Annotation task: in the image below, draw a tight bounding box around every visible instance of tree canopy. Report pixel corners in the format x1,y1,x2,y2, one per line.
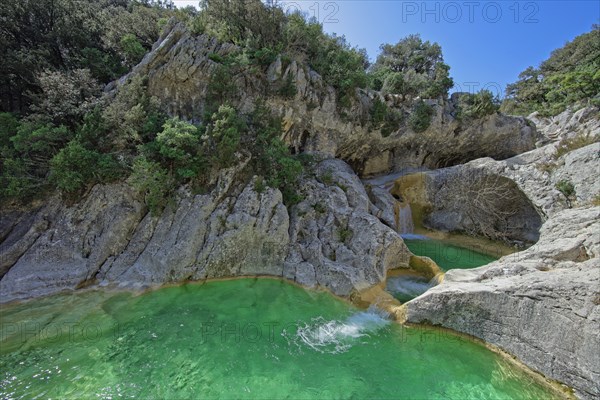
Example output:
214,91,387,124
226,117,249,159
1,0,462,209
369,34,454,99
501,26,600,116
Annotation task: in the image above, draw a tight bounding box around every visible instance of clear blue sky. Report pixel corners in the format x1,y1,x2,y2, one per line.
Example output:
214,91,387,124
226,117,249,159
175,1,599,97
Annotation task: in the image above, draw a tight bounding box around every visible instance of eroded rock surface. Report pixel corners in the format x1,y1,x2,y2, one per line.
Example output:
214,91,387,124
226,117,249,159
393,141,599,243
116,21,538,176
0,159,411,302
405,207,600,399
283,159,410,295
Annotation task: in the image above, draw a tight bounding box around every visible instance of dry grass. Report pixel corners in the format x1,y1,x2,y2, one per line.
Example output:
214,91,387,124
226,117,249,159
555,135,598,159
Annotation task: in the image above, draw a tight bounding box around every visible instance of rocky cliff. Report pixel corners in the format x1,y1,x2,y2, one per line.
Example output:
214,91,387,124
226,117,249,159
403,112,600,398
393,107,599,243
405,206,600,399
116,21,538,177
0,159,412,303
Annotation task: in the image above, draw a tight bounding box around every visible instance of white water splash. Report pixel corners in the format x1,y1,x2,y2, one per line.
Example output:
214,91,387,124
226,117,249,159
285,307,391,354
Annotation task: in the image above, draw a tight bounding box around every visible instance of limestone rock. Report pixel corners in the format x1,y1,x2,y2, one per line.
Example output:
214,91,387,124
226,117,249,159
405,206,600,399
0,159,412,302
393,141,599,243
116,22,539,177
529,106,600,142
285,159,412,296
0,184,145,300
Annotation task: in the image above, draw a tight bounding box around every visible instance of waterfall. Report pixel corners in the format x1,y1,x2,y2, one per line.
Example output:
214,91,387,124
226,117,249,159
395,202,415,234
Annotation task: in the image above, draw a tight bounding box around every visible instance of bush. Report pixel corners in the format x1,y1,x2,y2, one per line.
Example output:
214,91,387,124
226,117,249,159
156,117,205,179
278,73,297,98
11,122,72,160
120,34,147,67
205,66,238,116
207,105,245,168
102,75,166,151
0,112,19,148
250,103,304,205
370,98,388,127
129,157,174,215
408,101,434,133
457,90,500,120
381,110,403,138
282,13,368,99
49,140,122,194
0,157,43,201
338,227,353,243
555,179,576,207
250,47,279,67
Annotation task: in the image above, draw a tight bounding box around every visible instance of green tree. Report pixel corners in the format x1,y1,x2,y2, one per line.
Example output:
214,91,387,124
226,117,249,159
205,65,238,116
120,34,147,67
371,34,453,99
207,105,245,168
502,27,600,116
129,156,174,215
250,103,303,204
31,69,102,126
0,112,19,148
408,101,434,133
49,140,121,194
156,117,205,179
457,90,500,121
102,76,165,151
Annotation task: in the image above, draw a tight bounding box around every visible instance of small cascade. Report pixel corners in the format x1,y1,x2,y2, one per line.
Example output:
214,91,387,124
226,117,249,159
394,202,415,234
386,275,434,303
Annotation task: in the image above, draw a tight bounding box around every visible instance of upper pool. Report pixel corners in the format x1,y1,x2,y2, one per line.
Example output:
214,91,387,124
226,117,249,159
0,279,557,399
403,238,499,270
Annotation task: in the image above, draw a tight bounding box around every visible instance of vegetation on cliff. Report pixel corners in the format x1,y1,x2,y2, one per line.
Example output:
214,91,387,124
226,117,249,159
0,0,461,208
501,26,600,116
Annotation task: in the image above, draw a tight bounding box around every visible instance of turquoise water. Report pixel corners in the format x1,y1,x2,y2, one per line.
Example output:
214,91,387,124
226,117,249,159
0,279,557,399
386,239,498,303
403,239,498,270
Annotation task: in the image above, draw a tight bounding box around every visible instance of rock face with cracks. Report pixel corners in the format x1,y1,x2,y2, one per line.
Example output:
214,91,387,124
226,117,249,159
114,20,538,177
0,159,411,303
405,207,600,399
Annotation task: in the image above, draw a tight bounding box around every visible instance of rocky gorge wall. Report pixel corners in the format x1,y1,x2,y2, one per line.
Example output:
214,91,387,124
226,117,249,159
403,111,600,398
0,159,413,303
392,106,599,243
116,20,538,177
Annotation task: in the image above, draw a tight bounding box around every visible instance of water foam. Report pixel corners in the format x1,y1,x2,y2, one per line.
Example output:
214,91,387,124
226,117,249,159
286,307,391,354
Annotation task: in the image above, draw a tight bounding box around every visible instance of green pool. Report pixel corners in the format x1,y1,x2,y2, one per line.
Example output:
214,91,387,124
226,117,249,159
1,279,557,399
403,238,498,270
386,238,499,303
